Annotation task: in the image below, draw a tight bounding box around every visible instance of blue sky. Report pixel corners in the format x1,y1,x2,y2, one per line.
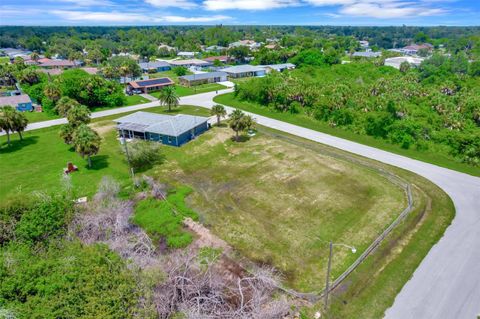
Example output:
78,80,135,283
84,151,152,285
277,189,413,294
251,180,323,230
1,0,479,26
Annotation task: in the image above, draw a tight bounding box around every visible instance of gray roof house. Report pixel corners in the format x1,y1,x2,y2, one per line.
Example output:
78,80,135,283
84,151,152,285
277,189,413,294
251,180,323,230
179,71,227,86
262,63,296,72
221,65,266,78
139,61,171,72
115,111,210,147
0,94,33,112
352,51,382,58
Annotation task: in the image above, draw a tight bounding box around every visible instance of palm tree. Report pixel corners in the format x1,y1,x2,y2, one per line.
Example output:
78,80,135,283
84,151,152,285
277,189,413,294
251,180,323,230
30,51,40,63
119,65,129,84
12,111,28,141
158,86,179,112
43,82,61,103
55,97,80,117
0,106,17,146
72,124,101,168
67,104,91,128
229,109,246,142
210,104,227,125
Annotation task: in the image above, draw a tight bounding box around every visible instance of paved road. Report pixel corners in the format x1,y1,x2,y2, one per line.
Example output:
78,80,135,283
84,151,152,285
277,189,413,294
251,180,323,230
4,89,480,318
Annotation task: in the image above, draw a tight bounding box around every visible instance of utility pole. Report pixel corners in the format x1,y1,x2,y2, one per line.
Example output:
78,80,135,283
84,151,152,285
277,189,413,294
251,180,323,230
324,241,333,312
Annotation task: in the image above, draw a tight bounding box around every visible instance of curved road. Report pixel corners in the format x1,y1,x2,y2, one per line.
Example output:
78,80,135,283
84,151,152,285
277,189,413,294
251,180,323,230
7,89,480,318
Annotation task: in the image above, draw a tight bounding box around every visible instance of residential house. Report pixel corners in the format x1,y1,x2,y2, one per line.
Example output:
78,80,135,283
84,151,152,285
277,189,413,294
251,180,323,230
158,44,176,52
38,58,76,69
359,40,370,49
221,65,266,78
179,71,227,86
229,40,262,50
203,55,230,64
205,45,227,53
384,56,424,69
0,94,33,112
169,59,212,68
139,61,171,73
115,111,209,147
80,67,99,75
127,77,174,94
177,51,198,59
262,63,295,73
352,51,382,58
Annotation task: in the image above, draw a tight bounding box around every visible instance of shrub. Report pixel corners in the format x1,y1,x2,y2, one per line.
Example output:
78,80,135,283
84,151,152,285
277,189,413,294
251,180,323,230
123,140,165,172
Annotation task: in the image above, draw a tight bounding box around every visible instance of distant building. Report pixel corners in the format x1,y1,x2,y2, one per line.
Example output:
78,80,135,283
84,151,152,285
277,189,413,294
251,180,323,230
205,45,227,52
115,111,210,147
177,52,198,59
352,51,382,58
203,55,230,64
139,61,171,73
221,65,266,78
127,77,174,94
229,40,262,50
81,67,99,75
169,59,212,68
392,43,434,56
0,94,33,112
384,56,424,69
359,40,370,49
38,58,76,69
179,71,227,87
262,63,296,73
158,44,176,52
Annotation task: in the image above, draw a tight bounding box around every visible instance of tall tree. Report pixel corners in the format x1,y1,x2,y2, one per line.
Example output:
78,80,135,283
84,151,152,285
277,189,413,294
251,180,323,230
43,82,61,104
55,97,80,117
158,86,179,112
0,106,16,146
228,109,255,141
72,124,101,168
211,104,227,125
12,110,28,140
67,104,91,128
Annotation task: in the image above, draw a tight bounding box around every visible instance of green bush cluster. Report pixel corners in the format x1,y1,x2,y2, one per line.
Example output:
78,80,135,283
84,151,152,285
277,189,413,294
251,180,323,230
234,61,480,165
132,186,197,249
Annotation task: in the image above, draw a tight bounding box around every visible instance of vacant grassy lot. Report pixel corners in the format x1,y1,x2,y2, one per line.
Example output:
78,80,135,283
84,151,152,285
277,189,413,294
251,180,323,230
0,105,210,200
153,126,406,292
214,93,480,177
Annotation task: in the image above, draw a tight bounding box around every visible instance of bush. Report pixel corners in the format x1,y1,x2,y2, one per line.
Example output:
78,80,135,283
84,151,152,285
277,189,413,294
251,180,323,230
123,140,165,172
14,194,74,245
173,66,188,76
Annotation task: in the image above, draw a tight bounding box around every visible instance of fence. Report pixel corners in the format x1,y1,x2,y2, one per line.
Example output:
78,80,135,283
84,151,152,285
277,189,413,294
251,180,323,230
258,128,415,302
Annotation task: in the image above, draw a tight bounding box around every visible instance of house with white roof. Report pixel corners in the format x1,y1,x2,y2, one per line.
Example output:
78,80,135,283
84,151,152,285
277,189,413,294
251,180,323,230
384,56,425,69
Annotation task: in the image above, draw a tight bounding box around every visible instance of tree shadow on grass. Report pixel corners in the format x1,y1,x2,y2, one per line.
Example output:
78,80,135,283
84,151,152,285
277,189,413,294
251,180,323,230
230,135,251,143
84,155,110,170
0,136,39,154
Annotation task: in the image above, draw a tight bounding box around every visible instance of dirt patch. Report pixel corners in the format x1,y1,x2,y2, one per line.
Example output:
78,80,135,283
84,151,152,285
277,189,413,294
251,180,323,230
90,122,115,137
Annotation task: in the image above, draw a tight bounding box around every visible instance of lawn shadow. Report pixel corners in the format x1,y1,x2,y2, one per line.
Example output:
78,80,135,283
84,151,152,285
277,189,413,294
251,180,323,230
0,136,39,153
134,154,166,173
85,155,110,170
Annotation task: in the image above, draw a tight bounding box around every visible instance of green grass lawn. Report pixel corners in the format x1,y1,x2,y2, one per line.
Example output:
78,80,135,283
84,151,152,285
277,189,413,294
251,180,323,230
0,105,210,200
23,95,151,124
154,126,407,292
214,93,480,177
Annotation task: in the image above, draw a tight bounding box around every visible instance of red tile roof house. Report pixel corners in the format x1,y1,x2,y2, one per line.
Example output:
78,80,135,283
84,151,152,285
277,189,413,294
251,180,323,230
38,59,77,69
127,77,174,94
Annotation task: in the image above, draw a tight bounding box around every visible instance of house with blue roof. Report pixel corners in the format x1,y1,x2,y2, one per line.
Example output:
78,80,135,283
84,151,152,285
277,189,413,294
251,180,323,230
115,111,210,147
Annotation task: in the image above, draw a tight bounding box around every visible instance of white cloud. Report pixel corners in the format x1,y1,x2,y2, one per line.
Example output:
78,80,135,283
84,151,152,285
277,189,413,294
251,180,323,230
144,0,198,9
51,10,230,23
204,0,300,11
304,0,448,18
339,1,447,18
49,0,116,7
163,15,231,22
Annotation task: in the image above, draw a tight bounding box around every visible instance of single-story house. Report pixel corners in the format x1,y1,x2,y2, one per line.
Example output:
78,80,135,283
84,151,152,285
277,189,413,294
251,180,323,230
39,68,64,76
0,94,33,112
384,56,424,69
139,61,171,73
203,55,230,64
177,52,198,59
127,77,174,93
38,59,76,69
169,59,212,68
205,45,227,52
115,111,209,147
359,40,369,49
179,71,227,86
221,65,266,78
262,63,296,73
81,67,99,75
352,51,382,58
